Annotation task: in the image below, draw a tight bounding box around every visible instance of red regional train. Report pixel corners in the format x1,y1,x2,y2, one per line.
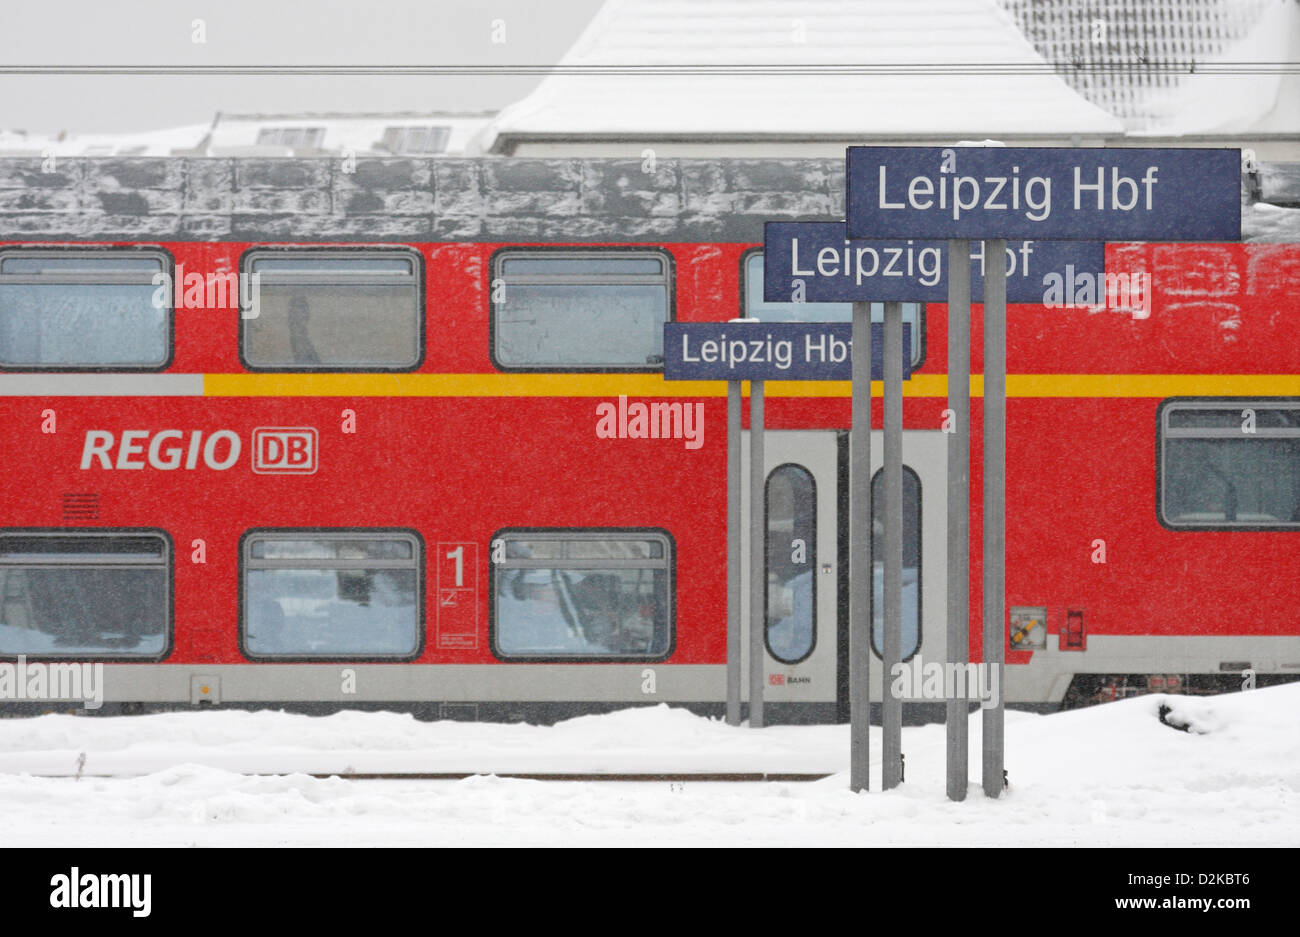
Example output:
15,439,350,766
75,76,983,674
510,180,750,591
0,162,1297,722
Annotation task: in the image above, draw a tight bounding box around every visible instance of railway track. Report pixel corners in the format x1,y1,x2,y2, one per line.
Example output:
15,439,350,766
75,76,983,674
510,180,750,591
313,771,833,782
30,770,834,782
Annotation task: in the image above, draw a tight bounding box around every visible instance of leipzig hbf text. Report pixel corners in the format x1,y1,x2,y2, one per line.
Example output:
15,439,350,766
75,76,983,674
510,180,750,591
677,331,848,373
876,164,1161,222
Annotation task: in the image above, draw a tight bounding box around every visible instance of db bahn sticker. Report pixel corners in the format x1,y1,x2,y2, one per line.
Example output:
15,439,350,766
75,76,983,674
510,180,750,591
252,427,318,475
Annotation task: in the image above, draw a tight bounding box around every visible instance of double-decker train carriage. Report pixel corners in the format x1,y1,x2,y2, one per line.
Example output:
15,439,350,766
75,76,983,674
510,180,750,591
0,156,1296,721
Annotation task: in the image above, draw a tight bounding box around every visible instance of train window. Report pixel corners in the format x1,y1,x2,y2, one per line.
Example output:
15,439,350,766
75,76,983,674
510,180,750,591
870,466,922,661
741,250,925,367
239,249,423,371
491,530,673,660
0,249,172,369
490,250,673,370
0,531,171,659
241,530,423,660
1159,400,1300,529
766,464,816,664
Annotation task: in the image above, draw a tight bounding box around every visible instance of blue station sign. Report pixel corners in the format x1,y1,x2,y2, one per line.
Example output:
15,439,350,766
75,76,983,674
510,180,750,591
663,321,911,382
846,146,1240,241
763,222,1104,303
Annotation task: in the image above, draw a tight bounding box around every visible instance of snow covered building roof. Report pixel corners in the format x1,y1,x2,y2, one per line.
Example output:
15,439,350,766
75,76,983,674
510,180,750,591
204,112,494,157
1001,0,1300,139
0,112,495,159
477,0,1126,155
0,124,212,158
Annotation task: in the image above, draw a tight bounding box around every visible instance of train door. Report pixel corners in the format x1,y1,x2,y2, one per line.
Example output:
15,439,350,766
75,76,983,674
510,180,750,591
739,429,948,721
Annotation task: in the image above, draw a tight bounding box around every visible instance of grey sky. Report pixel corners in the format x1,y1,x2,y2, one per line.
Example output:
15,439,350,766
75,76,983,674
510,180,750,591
0,0,603,134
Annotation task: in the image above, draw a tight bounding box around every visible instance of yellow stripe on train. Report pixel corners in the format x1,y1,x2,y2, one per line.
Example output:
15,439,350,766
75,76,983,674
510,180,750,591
202,373,1300,399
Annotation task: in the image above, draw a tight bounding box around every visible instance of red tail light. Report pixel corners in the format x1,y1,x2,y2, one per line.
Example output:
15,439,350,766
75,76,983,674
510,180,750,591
1061,609,1086,651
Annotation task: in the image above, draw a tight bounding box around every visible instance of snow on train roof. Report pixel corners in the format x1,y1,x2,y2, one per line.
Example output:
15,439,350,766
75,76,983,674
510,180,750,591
478,0,1125,151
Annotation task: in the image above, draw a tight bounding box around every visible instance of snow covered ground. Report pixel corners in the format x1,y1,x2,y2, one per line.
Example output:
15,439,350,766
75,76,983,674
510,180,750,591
0,684,1295,847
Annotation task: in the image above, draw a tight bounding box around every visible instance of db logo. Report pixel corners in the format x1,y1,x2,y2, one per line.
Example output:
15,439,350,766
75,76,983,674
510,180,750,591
252,427,318,475
769,674,785,686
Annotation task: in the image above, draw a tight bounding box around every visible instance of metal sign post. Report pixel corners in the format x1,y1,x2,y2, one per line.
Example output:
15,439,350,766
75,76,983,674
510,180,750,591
982,240,1007,798
849,302,872,792
762,219,1097,793
846,145,1240,799
748,380,765,729
881,300,904,789
946,239,971,802
664,321,904,745
727,380,742,727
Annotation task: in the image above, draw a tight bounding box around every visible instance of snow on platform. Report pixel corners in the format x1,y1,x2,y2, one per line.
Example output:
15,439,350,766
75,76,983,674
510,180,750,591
0,705,846,778
0,684,1295,846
